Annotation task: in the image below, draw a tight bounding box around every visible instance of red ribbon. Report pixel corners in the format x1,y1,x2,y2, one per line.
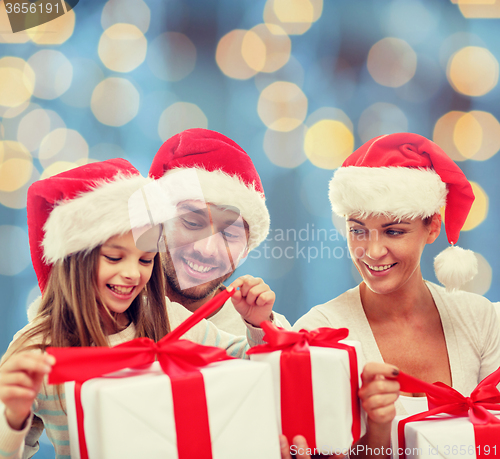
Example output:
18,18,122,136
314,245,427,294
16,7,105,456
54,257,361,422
247,322,361,448
46,288,236,459
396,368,500,458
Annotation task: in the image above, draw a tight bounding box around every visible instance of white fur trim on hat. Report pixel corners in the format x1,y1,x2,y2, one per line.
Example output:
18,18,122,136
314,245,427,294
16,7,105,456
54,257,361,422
43,175,173,263
156,168,270,250
434,245,478,292
329,166,447,219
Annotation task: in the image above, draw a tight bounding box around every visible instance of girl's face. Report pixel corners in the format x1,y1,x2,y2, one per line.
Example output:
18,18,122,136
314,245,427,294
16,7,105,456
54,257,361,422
346,214,440,296
97,231,156,320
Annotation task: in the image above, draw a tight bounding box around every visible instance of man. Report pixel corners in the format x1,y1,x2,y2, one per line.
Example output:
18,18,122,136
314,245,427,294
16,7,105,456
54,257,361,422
149,128,291,334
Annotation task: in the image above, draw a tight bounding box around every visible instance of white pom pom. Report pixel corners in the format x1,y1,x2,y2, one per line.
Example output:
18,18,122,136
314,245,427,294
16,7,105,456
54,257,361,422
27,295,42,322
434,245,478,292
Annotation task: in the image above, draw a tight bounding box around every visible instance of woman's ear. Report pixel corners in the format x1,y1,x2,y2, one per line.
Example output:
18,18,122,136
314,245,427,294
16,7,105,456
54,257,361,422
426,213,442,244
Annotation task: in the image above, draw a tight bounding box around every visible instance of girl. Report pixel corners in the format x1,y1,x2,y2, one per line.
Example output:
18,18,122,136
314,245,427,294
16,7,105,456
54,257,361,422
287,133,500,458
0,159,276,458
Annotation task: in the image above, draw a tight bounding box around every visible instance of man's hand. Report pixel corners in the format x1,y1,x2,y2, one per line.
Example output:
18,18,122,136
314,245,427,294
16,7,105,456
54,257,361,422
229,275,275,327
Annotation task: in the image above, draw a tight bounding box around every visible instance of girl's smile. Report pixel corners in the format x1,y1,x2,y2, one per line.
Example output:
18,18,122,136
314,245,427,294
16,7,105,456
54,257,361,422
98,231,156,319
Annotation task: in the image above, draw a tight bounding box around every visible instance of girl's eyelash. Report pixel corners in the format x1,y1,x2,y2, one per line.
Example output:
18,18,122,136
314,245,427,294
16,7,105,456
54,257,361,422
140,259,153,264
104,255,120,262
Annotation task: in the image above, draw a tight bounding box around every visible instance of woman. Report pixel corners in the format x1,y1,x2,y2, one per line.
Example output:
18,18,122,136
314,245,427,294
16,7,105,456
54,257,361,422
289,133,500,458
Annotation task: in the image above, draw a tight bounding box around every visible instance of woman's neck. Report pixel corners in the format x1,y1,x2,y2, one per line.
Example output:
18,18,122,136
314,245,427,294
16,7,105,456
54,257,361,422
360,276,434,323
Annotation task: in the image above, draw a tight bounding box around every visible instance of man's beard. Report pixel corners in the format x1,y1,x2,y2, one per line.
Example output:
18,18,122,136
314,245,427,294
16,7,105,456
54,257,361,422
162,249,234,302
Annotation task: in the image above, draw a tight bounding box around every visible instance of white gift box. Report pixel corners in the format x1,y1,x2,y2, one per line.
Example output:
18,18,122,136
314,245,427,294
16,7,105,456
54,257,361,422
250,340,364,452
65,359,281,459
391,412,500,459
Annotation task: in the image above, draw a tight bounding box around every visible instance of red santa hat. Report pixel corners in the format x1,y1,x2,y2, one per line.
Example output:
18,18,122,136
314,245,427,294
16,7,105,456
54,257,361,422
27,158,168,294
149,128,270,250
328,132,477,291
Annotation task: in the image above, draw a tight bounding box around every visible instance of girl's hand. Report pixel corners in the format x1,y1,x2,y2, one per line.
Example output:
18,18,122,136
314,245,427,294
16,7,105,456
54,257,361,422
229,275,275,327
0,352,55,430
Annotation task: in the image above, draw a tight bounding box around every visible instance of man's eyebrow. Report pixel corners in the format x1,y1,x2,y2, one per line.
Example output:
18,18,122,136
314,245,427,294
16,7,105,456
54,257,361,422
177,203,209,215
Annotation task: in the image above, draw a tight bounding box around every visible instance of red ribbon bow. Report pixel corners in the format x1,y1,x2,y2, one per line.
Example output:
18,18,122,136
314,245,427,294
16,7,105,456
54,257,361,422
248,322,360,449
397,368,500,458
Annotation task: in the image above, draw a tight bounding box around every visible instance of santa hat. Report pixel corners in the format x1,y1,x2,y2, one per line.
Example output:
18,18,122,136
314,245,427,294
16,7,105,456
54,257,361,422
27,158,170,294
328,133,477,291
149,128,270,250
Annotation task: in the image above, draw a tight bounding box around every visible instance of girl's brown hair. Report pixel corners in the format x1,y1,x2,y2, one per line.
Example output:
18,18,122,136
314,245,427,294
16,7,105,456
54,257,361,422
8,245,170,356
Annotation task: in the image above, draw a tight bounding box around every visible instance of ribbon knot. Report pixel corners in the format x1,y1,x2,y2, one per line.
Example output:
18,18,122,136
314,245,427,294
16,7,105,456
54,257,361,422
465,397,475,409
396,367,500,459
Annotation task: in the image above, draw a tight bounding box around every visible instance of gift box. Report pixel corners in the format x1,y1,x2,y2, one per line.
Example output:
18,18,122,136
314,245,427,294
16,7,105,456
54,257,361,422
390,370,500,459
391,412,500,459
64,359,280,459
248,322,364,452
46,289,281,459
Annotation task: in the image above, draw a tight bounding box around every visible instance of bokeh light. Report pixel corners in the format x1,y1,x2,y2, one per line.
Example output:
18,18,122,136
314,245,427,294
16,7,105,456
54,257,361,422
0,166,40,210
27,50,73,100
462,253,492,295
306,107,353,132
91,77,140,126
0,101,30,120
466,111,500,161
147,32,196,82
263,0,323,35
304,119,354,169
158,102,208,141
358,103,408,143
0,226,30,276
457,0,500,19
447,46,498,97
245,24,291,73
263,125,307,168
38,128,89,169
17,109,66,154
101,0,151,33
367,37,417,87
99,24,147,73
27,7,75,45
434,111,500,162
216,30,259,80
454,113,482,159
0,57,35,108
0,141,33,192
60,58,104,108
461,181,488,232
257,81,308,132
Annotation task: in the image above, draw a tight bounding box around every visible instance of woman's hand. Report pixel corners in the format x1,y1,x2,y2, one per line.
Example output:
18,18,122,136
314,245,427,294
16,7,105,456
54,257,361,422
0,352,55,430
229,275,275,327
354,362,400,457
359,362,400,426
